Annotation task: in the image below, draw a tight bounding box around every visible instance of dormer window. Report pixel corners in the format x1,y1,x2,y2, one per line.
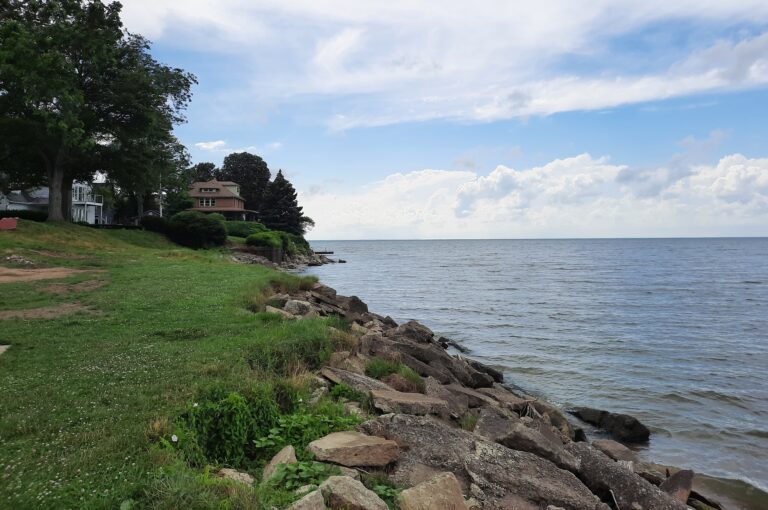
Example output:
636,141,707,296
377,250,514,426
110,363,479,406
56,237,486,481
200,188,218,193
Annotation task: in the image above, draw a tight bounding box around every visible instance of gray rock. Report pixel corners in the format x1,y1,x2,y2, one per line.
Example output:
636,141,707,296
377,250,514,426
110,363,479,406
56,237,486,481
399,472,469,510
307,431,399,467
591,439,637,462
319,475,388,510
566,442,687,510
570,407,650,443
284,299,313,316
286,489,325,510
361,414,607,510
660,469,694,504
217,468,254,485
370,389,449,416
499,422,580,472
262,445,298,482
320,367,392,392
476,384,533,412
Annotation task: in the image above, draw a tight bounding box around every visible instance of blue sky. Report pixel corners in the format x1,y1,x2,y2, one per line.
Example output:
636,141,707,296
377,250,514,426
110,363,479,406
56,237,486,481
120,1,768,238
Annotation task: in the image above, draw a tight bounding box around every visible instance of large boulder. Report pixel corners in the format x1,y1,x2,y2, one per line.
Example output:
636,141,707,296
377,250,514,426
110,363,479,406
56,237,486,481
499,422,580,472
217,468,254,485
399,472,469,510
284,299,313,316
570,407,650,442
386,320,436,343
444,384,499,408
370,389,449,416
262,445,297,482
361,414,608,510
660,469,694,504
477,384,533,412
566,442,687,510
307,431,399,467
319,476,388,510
286,489,325,510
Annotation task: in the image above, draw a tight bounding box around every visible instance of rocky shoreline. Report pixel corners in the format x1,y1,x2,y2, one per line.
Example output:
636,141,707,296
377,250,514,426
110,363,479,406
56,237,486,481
247,273,768,510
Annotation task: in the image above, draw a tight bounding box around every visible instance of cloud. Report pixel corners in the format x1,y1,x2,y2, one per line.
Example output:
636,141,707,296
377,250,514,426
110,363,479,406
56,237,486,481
120,1,768,128
301,153,768,239
194,140,227,151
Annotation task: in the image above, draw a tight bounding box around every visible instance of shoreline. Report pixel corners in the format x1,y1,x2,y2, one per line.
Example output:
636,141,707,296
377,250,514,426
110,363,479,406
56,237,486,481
277,249,767,509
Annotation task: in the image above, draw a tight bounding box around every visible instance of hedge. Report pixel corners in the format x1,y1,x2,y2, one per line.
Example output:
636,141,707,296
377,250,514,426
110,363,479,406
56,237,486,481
166,211,227,249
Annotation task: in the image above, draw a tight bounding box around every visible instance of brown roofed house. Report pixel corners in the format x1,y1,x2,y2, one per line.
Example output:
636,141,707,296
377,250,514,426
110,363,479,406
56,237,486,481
188,180,257,220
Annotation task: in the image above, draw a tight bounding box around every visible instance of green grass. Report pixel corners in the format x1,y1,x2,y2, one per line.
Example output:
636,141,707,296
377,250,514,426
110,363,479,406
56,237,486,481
364,357,425,393
0,221,343,509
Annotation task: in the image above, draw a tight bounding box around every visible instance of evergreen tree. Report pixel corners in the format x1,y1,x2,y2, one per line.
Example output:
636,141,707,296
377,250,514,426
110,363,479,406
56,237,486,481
260,170,312,235
218,152,270,213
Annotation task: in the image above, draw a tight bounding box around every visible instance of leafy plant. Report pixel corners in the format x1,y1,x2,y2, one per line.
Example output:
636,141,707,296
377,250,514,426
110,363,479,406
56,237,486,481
363,474,401,509
330,383,367,403
166,211,227,249
268,461,339,491
459,412,479,431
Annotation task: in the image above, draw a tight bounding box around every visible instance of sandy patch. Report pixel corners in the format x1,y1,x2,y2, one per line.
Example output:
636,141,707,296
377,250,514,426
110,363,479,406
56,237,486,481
0,302,98,320
44,279,108,295
0,345,9,356
0,266,95,284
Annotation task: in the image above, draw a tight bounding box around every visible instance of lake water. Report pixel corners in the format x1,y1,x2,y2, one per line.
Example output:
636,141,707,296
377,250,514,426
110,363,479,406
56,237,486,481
305,238,768,492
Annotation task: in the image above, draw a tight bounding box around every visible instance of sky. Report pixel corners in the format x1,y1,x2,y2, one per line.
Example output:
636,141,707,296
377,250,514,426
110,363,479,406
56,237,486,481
119,1,768,239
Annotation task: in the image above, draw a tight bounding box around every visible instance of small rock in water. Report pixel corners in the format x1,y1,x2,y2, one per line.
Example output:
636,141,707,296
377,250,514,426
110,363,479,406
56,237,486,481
570,406,651,442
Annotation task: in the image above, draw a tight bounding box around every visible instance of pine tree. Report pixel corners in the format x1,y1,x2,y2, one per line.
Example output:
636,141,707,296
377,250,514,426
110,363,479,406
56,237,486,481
260,170,311,235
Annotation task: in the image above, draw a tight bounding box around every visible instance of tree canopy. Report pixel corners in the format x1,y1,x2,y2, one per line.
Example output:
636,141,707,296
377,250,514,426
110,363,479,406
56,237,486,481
0,0,195,221
260,169,313,235
218,152,271,214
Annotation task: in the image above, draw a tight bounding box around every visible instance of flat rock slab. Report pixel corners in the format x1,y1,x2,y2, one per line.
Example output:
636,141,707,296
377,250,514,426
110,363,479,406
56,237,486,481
400,472,469,510
320,475,388,510
660,469,694,504
265,305,295,319
262,445,297,481
477,384,533,411
321,367,392,392
307,431,399,467
592,439,637,462
444,384,498,408
370,389,449,415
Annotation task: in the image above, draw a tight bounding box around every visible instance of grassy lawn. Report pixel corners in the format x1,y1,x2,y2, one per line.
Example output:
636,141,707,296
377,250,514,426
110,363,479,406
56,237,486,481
0,222,348,509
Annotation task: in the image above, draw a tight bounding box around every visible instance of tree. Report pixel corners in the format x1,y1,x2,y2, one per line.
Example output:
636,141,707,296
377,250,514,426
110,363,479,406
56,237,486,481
0,0,195,221
187,162,217,183
218,152,270,214
260,170,313,235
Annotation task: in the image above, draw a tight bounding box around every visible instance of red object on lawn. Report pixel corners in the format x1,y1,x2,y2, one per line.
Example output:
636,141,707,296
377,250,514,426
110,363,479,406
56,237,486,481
0,218,18,230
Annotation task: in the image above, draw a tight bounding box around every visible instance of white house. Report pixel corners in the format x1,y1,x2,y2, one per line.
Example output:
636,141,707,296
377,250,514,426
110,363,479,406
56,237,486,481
0,181,105,224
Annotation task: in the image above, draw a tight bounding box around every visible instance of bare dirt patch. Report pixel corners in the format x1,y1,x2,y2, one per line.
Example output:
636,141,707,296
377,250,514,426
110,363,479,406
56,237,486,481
30,249,89,260
0,345,9,356
44,279,108,295
0,266,96,284
0,302,98,320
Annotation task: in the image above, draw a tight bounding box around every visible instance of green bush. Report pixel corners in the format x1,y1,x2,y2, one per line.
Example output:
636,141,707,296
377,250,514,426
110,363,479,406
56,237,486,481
365,357,425,392
206,212,226,222
0,210,47,222
245,231,282,248
247,323,339,375
140,215,168,233
268,461,339,490
226,220,268,238
330,383,367,403
166,211,227,249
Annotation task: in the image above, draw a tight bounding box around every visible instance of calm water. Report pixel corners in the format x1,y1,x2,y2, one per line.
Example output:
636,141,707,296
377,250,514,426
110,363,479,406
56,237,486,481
305,239,768,491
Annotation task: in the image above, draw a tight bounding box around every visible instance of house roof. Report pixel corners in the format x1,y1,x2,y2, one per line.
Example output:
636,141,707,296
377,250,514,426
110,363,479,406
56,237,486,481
189,180,243,200
190,207,257,212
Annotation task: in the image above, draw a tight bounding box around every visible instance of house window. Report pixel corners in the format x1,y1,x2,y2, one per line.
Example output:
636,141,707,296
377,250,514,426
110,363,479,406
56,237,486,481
200,188,218,193
199,198,216,207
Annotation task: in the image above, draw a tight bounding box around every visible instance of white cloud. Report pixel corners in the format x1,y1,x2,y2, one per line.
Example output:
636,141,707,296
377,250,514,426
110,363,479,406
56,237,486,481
301,153,768,239
194,140,227,151
119,1,768,128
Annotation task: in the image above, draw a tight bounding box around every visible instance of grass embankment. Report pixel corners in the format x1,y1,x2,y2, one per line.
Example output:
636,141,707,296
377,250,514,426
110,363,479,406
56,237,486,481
0,222,358,509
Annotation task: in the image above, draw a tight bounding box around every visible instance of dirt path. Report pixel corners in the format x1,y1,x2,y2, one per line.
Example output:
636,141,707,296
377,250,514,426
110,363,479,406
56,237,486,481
44,280,108,295
0,302,98,320
0,266,97,284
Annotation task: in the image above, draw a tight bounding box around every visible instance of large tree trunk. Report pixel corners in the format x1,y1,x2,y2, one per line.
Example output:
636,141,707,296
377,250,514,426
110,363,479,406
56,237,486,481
61,177,73,221
136,192,144,219
46,154,66,223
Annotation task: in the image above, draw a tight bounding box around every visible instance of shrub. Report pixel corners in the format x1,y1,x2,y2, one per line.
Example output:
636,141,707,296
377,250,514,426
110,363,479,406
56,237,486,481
329,383,367,403
166,211,226,249
268,461,339,490
365,357,425,393
206,213,226,222
245,231,282,249
140,215,168,233
0,210,47,222
247,322,339,375
226,221,268,238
